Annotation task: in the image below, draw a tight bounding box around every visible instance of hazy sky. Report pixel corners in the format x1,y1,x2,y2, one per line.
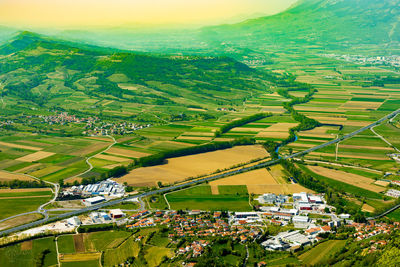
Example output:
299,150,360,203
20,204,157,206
0,0,296,28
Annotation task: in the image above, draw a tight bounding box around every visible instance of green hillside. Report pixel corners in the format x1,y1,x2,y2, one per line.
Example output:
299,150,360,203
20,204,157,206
0,32,271,118
203,0,400,50
45,0,400,55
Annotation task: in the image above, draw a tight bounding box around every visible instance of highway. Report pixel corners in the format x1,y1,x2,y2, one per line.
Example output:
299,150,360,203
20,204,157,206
1,108,399,237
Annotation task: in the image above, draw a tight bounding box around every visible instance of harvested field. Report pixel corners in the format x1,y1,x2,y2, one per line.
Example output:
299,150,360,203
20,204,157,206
20,240,33,251
94,154,130,162
181,132,215,136
61,253,101,262
210,185,219,195
73,234,85,253
342,101,382,109
0,188,51,193
16,151,55,162
362,204,375,213
30,166,65,177
106,147,150,158
14,163,42,173
246,184,313,194
0,195,51,200
176,136,212,141
308,166,384,193
210,166,311,194
256,131,289,139
268,165,288,184
339,144,393,151
70,143,111,157
117,145,268,187
85,136,113,142
261,123,298,132
0,213,42,231
210,169,278,187
230,127,266,132
0,141,42,151
0,171,34,181
375,180,390,187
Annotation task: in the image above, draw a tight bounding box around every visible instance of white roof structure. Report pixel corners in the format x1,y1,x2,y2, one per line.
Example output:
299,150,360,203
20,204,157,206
293,216,309,223
84,196,105,203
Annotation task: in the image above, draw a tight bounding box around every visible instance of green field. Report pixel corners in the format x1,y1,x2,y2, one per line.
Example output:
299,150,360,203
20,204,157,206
298,164,383,199
165,185,252,211
0,196,52,220
0,237,58,267
57,235,76,254
61,260,100,267
298,240,347,265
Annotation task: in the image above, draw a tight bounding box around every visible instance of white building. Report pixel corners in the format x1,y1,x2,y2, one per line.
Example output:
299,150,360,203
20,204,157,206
82,196,106,206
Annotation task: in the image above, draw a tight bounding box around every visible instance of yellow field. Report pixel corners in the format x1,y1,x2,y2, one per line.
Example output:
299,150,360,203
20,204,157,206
29,165,64,177
94,154,130,162
307,166,384,193
247,184,314,194
374,180,390,187
70,143,111,157
60,253,101,262
107,147,150,158
341,101,382,110
176,136,212,141
210,168,278,186
210,165,312,194
0,141,42,151
16,151,55,162
362,204,375,213
263,123,299,132
14,163,42,173
0,188,51,193
256,131,290,139
339,144,393,151
117,145,268,187
0,171,34,181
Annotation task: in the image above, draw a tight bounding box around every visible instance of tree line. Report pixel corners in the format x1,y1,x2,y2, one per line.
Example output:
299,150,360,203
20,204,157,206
133,137,256,168
0,179,48,189
214,113,272,137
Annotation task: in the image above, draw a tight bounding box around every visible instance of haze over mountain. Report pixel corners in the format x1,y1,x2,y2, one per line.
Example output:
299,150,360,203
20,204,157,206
36,0,399,55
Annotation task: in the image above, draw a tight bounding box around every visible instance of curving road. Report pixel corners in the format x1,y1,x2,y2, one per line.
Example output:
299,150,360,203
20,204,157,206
1,109,399,237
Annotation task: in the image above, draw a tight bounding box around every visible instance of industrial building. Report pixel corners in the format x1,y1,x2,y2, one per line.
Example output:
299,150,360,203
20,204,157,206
82,196,106,206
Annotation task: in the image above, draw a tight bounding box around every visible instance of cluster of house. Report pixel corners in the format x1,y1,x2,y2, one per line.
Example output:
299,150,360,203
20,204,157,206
126,210,262,242
62,179,125,200
38,112,99,125
385,189,400,198
348,221,400,241
389,154,400,162
321,54,400,67
84,122,151,136
177,240,210,258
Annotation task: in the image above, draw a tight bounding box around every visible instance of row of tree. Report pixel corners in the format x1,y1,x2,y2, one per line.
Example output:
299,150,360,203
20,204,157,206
0,179,48,189
214,113,272,137
133,137,256,167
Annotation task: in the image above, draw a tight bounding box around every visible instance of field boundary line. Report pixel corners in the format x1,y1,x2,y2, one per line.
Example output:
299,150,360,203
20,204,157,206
292,158,382,174
371,124,400,153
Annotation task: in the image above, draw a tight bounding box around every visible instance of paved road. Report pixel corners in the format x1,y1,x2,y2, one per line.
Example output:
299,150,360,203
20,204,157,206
1,108,399,236
367,203,400,220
